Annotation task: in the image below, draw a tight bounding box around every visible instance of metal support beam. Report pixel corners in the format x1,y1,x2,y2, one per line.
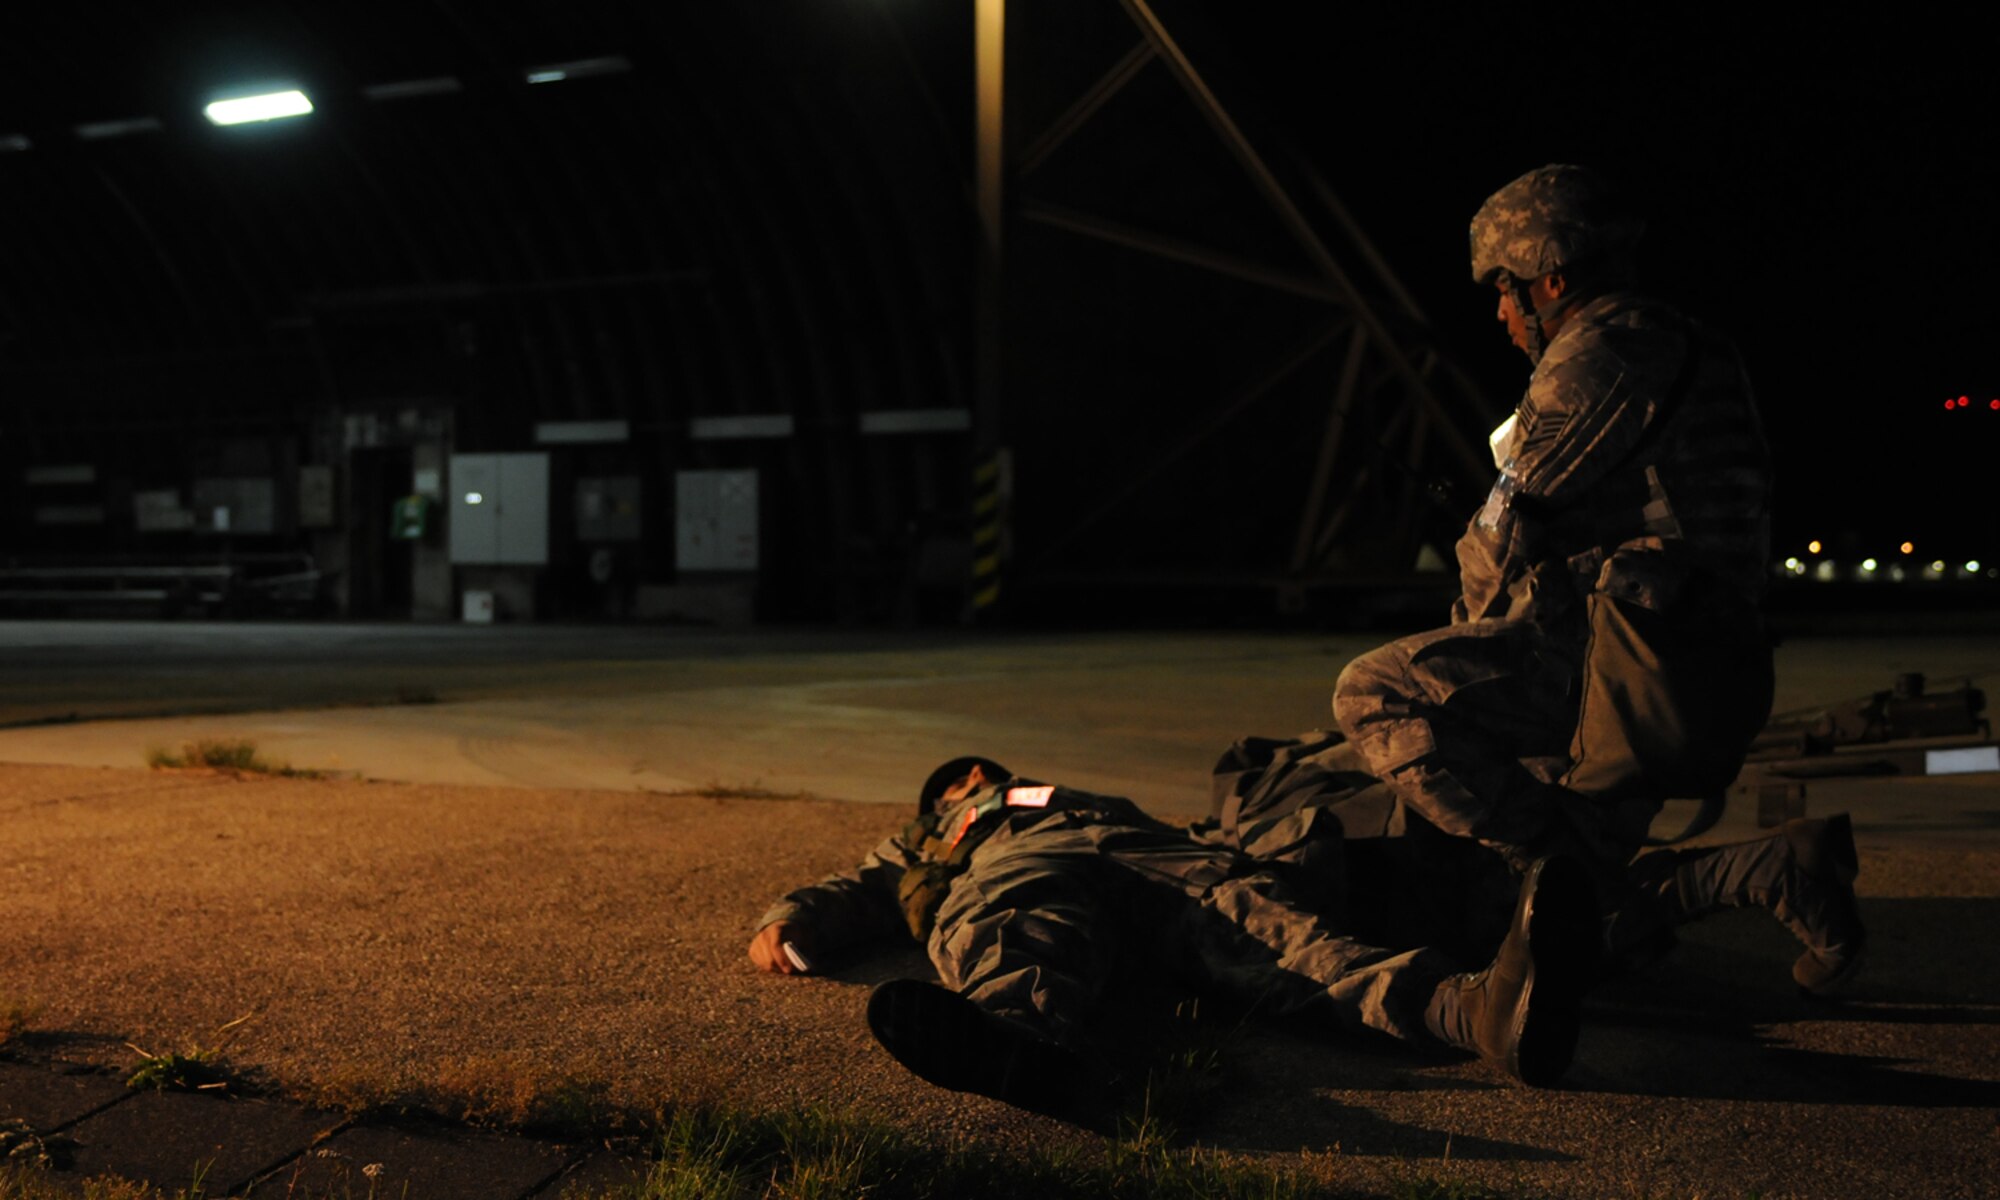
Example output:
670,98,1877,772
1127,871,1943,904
974,0,1006,457
1020,201,1337,302
1289,324,1370,573
1114,0,1490,482
1315,398,1414,561
1300,161,1430,324
1030,319,1350,567
1018,40,1155,177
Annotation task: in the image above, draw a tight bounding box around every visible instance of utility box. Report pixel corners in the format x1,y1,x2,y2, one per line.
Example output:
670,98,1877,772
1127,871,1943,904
449,453,549,565
676,469,758,571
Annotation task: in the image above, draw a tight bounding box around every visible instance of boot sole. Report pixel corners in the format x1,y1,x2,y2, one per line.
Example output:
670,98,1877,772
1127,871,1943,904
865,979,1091,1117
1513,857,1601,1087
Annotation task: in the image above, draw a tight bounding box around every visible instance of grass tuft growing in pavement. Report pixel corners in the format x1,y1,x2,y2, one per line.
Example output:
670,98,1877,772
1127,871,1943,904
123,1045,229,1094
145,738,320,779
566,1100,1335,1200
428,1055,626,1139
0,999,39,1048
0,1121,74,1172
123,1014,255,1095
0,1166,185,1199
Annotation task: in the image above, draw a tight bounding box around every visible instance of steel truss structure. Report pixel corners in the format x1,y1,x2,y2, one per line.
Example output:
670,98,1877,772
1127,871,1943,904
978,0,1501,609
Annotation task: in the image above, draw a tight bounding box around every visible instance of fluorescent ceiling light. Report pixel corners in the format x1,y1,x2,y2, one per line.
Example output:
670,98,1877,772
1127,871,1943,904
0,134,29,152
523,55,632,84
75,116,162,140
363,76,462,102
205,90,314,126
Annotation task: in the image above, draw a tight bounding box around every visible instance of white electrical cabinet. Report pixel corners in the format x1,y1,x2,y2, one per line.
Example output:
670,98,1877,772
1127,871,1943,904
676,469,758,571
449,453,549,565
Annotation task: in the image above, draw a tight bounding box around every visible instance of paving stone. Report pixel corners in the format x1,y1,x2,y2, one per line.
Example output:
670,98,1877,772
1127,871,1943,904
272,1122,574,1200
531,1149,650,1198
0,1061,130,1132
64,1090,343,1194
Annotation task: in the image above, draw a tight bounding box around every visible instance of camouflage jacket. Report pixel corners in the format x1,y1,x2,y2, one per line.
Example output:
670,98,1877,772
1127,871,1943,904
754,779,1158,949
1456,290,1772,631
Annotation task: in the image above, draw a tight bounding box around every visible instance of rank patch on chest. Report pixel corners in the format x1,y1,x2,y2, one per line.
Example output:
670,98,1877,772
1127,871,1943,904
1005,786,1055,808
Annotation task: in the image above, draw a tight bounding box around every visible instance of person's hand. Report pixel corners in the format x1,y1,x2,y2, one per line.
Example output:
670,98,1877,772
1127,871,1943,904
748,922,814,975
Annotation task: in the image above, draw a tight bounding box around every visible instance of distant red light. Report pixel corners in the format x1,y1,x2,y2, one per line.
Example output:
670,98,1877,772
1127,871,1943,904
1947,399,1957,410
1991,400,1999,411
1960,397,1972,407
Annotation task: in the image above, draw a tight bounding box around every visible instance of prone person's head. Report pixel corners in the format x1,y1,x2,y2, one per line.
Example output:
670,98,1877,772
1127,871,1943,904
916,756,1011,816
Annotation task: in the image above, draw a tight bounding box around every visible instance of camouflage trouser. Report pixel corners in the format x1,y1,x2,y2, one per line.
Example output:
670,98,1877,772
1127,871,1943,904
1332,618,1587,850
927,817,1455,1047
1616,816,1862,964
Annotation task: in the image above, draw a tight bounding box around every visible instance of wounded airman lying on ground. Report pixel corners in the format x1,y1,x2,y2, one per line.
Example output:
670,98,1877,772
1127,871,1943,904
748,737,1861,1124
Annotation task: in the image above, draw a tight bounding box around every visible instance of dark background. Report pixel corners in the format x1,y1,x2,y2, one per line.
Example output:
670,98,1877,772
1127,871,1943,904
0,2,1990,622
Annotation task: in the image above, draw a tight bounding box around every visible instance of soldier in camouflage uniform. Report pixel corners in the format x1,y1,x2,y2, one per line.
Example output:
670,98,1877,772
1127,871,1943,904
750,756,1600,1119
1208,730,1866,998
1333,164,1779,874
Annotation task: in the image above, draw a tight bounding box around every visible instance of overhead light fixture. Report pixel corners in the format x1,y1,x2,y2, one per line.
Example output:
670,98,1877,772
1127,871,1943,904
523,55,632,85
0,134,29,153
205,90,313,126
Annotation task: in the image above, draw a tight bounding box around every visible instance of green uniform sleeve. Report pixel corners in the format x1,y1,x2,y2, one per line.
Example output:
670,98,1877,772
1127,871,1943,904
1454,322,1685,626
754,833,923,952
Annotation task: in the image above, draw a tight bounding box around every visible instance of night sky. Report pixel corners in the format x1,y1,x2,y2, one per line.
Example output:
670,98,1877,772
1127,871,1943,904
1193,5,1999,560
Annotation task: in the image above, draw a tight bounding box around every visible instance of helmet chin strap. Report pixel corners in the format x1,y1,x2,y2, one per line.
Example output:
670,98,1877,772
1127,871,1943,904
1506,275,1546,364
1508,275,1584,366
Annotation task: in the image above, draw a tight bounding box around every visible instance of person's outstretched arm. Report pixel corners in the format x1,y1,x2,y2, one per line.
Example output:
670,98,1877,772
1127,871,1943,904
748,833,921,974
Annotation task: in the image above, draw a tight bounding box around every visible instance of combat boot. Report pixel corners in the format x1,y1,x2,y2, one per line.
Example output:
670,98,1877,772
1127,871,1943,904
1424,855,1600,1087
1649,814,1865,996
1777,814,1865,995
864,979,1114,1127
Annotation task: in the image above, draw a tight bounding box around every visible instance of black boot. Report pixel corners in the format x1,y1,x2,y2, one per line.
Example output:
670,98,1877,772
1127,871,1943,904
865,979,1112,1126
1779,814,1866,995
1643,814,1866,996
1425,856,1600,1086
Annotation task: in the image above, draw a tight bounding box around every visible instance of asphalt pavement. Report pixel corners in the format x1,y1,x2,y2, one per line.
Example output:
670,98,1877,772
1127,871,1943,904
0,621,1996,1197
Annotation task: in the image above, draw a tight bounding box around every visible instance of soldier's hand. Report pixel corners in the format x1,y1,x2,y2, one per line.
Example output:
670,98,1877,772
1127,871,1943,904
748,922,813,975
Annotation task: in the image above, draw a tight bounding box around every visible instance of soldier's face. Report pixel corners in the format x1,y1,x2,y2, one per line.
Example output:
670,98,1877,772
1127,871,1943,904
940,764,989,806
1495,283,1532,353
1493,273,1567,354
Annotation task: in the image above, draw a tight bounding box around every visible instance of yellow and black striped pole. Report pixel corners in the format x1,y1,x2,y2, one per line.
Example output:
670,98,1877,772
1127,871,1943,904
969,449,1007,619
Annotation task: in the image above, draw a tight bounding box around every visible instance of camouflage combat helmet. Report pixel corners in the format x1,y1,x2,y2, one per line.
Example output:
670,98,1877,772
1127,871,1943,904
1469,163,1644,286
1470,164,1643,363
